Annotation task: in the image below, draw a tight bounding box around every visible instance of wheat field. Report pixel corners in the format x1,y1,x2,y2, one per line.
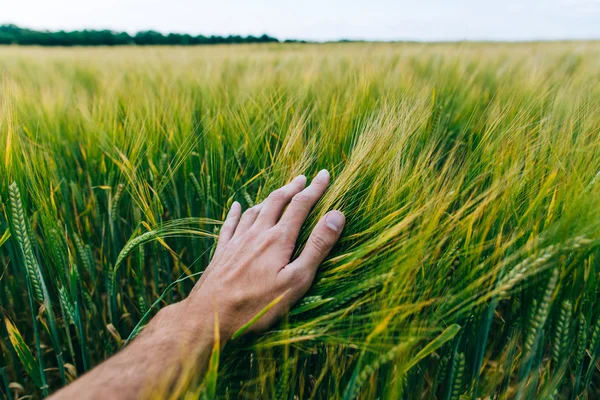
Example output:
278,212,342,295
1,42,600,399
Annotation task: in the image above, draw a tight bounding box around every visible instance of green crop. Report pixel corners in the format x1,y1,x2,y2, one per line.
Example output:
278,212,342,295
0,42,599,399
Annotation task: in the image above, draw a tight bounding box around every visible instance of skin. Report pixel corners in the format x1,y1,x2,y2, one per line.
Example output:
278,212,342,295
50,169,345,399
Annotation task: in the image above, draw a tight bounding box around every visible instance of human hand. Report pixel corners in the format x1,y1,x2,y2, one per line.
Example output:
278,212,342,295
180,169,344,341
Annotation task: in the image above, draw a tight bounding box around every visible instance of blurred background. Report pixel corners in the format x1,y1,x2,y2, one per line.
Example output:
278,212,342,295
1,0,599,43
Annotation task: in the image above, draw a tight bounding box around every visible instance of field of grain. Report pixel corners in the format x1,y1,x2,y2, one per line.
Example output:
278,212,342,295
1,42,599,399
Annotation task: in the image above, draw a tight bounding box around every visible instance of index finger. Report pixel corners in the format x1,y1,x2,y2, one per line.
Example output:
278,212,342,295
277,169,330,242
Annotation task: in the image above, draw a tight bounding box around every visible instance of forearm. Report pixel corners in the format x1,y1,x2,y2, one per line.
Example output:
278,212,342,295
49,301,220,400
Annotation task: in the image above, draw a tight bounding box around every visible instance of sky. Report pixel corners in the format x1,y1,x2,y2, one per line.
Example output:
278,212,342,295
1,0,599,42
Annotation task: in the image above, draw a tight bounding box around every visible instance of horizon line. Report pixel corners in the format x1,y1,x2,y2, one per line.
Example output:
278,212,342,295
2,23,600,45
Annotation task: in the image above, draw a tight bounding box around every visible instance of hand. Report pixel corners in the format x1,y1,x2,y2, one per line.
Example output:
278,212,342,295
182,169,345,340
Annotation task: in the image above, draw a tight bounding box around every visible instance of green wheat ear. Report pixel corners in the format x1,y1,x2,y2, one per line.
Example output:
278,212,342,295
449,352,465,400
433,353,450,396
551,300,572,366
573,313,588,369
8,182,43,302
572,312,589,395
582,316,600,390
82,288,96,315
58,286,75,325
525,268,559,354
189,173,205,203
588,317,600,358
110,183,125,222
73,233,94,278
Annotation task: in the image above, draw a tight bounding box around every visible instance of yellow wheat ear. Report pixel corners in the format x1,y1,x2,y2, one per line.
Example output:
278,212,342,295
3,312,43,389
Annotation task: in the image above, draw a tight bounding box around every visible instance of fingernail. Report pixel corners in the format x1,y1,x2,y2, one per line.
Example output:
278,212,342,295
295,175,307,183
316,169,329,180
325,211,345,232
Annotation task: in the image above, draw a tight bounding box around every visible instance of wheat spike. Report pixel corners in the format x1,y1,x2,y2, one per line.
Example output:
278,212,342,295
8,182,44,302
551,300,572,365
58,286,75,325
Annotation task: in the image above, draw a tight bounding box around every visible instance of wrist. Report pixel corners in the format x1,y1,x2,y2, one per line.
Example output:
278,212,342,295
143,299,232,350
179,297,236,344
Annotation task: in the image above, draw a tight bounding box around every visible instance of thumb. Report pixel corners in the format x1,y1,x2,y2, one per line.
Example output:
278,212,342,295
281,210,345,293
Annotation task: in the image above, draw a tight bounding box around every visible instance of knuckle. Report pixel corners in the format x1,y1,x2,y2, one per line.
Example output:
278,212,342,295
289,268,311,287
245,206,259,217
265,228,284,244
309,234,330,255
281,224,297,239
269,189,287,202
291,192,311,205
270,226,286,238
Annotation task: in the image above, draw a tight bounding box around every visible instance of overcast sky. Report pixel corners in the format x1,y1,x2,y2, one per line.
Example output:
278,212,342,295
2,0,599,42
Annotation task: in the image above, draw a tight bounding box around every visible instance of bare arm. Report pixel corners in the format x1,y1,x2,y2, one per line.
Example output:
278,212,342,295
50,170,345,399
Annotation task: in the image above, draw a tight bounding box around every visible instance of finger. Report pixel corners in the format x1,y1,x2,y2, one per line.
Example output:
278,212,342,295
214,201,242,257
279,210,345,296
278,169,330,242
232,203,263,238
255,175,307,227
199,201,242,289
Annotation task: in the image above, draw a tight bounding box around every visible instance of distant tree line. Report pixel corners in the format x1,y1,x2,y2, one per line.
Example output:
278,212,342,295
0,24,303,46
